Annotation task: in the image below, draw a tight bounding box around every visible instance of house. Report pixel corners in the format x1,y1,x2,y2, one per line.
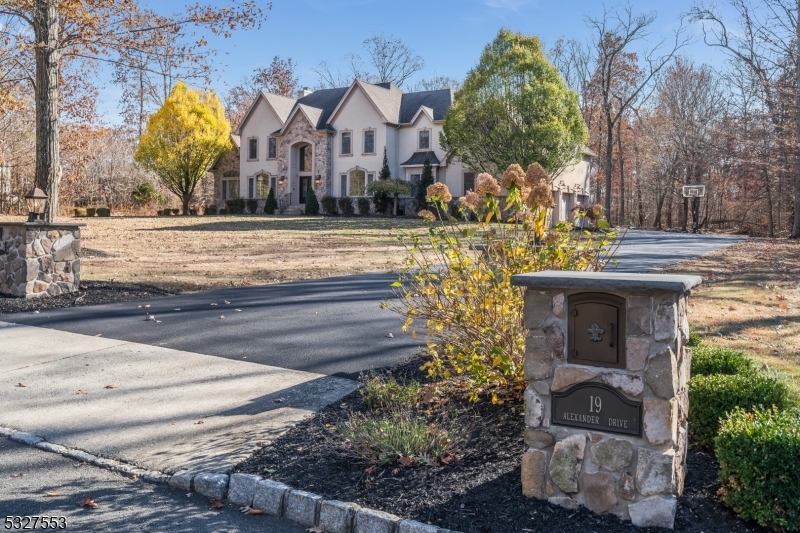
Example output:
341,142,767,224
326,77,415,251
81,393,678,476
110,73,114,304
213,78,594,224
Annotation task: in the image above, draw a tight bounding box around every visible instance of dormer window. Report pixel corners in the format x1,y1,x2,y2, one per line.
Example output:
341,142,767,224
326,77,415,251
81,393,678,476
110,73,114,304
341,131,352,156
363,129,375,155
248,138,258,160
418,130,430,150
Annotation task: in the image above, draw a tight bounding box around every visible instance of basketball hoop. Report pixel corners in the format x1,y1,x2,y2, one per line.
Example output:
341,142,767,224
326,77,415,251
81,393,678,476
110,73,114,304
682,185,706,198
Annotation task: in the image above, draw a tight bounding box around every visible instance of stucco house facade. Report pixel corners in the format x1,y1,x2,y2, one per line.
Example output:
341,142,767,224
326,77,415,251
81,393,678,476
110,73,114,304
211,78,594,224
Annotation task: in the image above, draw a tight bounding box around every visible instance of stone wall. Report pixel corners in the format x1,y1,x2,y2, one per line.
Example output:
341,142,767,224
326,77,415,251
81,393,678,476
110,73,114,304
512,273,701,530
277,114,330,203
0,223,83,298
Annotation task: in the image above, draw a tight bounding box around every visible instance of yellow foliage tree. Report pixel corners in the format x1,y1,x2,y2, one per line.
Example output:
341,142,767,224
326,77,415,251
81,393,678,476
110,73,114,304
135,82,230,214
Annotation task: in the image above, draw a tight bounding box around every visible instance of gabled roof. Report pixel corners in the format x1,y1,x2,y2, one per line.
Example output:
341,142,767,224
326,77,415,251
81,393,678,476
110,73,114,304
401,151,441,166
293,87,349,129
234,91,296,135
327,80,404,125
399,89,452,123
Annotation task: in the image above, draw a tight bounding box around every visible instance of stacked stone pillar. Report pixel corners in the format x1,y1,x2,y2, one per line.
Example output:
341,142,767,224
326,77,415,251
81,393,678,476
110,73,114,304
510,272,702,529
0,222,84,298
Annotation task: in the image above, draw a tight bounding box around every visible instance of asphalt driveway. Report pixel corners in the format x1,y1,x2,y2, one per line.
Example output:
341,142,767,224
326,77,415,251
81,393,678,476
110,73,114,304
3,231,742,378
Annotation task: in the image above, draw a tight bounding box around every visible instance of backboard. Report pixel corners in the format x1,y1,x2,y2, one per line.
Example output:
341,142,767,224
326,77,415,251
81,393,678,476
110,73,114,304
682,185,706,198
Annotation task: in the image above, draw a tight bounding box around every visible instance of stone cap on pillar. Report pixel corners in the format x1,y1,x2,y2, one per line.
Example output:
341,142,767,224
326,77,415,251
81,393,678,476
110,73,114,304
510,271,702,293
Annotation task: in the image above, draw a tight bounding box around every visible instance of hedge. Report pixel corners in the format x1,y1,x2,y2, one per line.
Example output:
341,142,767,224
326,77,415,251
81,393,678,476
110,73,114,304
688,373,792,449
691,345,756,377
716,407,800,531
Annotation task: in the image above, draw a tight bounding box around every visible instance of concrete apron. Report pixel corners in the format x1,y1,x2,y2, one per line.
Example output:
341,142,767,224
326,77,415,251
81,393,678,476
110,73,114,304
0,321,358,474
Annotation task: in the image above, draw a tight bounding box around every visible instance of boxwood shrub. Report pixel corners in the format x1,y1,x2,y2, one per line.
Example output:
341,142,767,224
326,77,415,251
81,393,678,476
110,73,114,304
715,407,800,531
688,373,792,449
357,197,371,215
691,345,756,377
321,195,338,215
338,197,355,216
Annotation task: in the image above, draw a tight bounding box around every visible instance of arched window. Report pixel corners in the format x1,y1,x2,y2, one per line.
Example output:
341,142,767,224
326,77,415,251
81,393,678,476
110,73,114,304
349,169,366,197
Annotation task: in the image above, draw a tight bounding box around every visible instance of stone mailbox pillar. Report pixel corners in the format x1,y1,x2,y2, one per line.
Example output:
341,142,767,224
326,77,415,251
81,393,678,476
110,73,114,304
510,272,702,529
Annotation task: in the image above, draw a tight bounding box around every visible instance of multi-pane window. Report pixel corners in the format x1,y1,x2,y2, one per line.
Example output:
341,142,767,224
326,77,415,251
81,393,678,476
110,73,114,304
341,132,352,155
418,130,430,150
410,173,421,197
270,176,277,193
248,138,258,160
268,138,277,159
463,172,476,193
248,178,254,198
256,174,270,198
340,174,347,197
363,130,375,154
222,180,239,200
299,145,312,171
349,170,366,196
367,172,375,186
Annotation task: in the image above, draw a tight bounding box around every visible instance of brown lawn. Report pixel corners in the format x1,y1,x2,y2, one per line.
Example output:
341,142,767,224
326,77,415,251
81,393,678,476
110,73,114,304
1,215,425,293
665,238,800,397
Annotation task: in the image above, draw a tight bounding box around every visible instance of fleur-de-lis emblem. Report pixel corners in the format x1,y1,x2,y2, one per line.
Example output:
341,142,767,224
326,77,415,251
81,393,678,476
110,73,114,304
587,323,604,342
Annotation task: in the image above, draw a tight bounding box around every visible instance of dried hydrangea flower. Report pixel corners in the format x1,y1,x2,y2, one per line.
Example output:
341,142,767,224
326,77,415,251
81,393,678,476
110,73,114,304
527,181,554,209
543,232,561,245
525,163,549,187
426,182,453,203
476,173,501,196
418,209,436,222
501,164,526,189
459,190,484,211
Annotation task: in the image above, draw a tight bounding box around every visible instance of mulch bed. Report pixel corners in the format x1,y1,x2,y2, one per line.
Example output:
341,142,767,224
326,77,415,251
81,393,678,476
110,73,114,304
0,281,173,315
235,357,769,533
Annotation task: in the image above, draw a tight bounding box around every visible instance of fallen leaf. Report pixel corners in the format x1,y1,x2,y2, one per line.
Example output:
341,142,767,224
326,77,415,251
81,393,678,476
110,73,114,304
272,398,285,403
240,506,265,515
235,309,242,312
365,465,376,475
10,473,24,478
46,491,64,497
105,384,118,389
224,300,231,304
78,496,98,508
143,304,151,308
398,456,414,467
34,310,40,314
144,314,155,321
196,420,205,425
210,303,218,306
94,334,103,337
75,390,88,395
307,527,326,533
421,389,435,403
209,498,224,509
386,333,394,338
16,383,26,387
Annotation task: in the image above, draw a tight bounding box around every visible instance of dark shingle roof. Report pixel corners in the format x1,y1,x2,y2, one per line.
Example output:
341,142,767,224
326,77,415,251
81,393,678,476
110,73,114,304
293,87,349,129
399,89,452,123
400,151,441,166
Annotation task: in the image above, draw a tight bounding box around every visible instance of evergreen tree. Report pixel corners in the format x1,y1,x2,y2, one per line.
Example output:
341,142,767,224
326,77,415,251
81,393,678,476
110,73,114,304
305,187,320,215
416,156,434,211
374,146,392,214
264,187,277,214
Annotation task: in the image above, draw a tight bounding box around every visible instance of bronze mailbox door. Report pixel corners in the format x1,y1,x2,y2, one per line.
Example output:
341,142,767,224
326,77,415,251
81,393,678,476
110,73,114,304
568,293,626,369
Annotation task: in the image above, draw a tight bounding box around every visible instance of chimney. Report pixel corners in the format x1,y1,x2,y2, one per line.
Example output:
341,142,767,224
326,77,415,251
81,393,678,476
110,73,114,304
297,87,313,98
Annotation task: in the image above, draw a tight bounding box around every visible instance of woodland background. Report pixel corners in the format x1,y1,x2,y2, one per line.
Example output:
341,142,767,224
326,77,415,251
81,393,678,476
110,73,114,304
1,0,798,237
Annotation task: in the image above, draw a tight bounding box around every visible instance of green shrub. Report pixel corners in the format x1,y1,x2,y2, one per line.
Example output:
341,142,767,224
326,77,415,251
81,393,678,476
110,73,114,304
86,207,96,217
96,207,111,217
218,208,228,215
338,197,355,216
361,374,421,410
689,373,793,449
305,188,320,215
687,329,702,348
158,208,170,216
246,199,258,214
73,208,87,217
321,195,338,215
264,188,277,215
189,208,198,216
204,205,216,216
691,345,756,377
170,208,180,215
715,407,800,531
342,411,460,466
357,197,371,215
131,182,163,205
225,198,245,214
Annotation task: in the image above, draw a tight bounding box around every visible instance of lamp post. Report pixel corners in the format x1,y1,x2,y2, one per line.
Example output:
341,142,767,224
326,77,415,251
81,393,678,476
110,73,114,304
24,187,48,223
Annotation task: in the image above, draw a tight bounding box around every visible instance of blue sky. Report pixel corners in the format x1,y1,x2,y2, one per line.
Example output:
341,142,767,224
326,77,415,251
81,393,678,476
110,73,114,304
99,0,733,123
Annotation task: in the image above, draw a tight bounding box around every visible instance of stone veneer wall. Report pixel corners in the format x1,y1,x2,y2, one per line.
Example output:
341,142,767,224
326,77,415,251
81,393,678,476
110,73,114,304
513,274,701,530
0,223,83,298
277,114,330,203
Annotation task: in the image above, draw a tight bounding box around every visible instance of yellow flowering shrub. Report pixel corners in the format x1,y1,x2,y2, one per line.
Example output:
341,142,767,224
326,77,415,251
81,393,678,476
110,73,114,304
391,163,616,402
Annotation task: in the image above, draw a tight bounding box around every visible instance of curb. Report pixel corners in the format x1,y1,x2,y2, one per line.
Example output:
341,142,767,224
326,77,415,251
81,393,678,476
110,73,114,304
0,426,459,533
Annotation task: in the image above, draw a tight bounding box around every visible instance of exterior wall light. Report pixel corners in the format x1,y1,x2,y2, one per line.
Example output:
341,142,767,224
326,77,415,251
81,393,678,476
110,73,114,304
278,175,286,185
314,175,322,185
24,187,48,222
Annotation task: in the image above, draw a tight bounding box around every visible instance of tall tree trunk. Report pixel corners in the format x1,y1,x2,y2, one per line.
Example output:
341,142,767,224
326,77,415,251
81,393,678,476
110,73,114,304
617,120,625,224
604,117,614,223
33,0,61,222
793,1,800,238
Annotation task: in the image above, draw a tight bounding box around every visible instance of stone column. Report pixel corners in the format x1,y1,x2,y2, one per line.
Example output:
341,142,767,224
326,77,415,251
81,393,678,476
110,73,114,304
510,272,701,529
0,222,84,298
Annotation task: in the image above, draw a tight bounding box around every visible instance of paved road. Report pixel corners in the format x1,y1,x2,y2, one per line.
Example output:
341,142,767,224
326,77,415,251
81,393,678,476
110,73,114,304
0,439,305,533
3,231,742,378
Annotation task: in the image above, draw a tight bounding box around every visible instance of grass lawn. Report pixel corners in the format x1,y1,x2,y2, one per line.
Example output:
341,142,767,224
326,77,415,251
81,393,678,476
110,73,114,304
0,215,426,293
665,237,800,398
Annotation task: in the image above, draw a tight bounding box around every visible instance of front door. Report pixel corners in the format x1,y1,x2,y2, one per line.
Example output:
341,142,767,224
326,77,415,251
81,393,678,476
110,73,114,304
299,176,311,204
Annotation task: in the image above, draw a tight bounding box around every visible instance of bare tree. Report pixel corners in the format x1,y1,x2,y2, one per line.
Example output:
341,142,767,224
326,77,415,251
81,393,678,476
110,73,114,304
224,56,300,126
691,0,800,238
411,75,461,92
314,33,424,89
587,3,689,222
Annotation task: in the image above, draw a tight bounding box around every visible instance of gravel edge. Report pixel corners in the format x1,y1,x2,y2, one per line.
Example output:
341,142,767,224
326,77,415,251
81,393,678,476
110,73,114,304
0,425,459,533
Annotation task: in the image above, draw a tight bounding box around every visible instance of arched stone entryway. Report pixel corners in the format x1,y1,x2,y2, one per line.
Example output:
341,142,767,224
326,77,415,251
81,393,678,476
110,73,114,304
290,141,313,205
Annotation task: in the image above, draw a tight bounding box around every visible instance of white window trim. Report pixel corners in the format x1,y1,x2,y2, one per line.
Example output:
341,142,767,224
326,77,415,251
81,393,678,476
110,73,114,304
362,128,376,155
417,128,431,151
247,137,258,161
266,137,277,160
340,130,353,156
